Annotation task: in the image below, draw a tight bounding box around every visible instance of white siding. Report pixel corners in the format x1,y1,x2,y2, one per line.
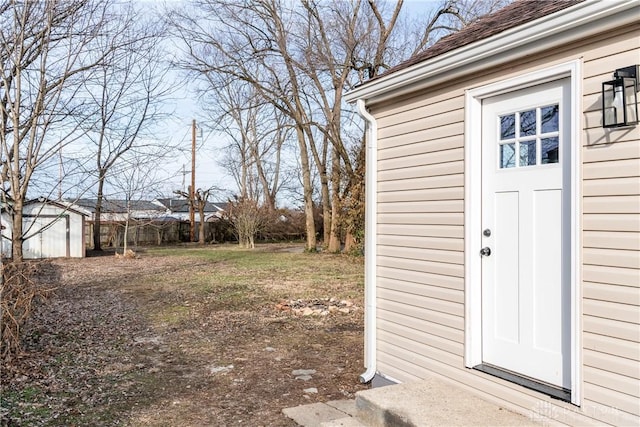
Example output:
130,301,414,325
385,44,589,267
581,24,640,420
9,202,86,258
368,22,640,426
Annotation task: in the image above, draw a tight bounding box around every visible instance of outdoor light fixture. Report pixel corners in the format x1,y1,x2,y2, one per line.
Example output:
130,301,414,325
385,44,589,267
602,65,639,128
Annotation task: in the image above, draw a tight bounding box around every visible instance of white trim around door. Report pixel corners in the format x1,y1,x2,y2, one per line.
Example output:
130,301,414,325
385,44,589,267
464,60,582,405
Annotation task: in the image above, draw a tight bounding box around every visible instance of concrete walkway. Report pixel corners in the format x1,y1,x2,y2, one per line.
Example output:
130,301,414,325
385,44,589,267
283,400,364,427
283,377,541,426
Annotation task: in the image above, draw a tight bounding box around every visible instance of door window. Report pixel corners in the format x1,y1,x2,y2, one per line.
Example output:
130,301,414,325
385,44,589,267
498,104,559,169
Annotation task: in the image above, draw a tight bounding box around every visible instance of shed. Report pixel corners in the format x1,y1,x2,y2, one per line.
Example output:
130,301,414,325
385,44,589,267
345,0,639,425
1,199,87,259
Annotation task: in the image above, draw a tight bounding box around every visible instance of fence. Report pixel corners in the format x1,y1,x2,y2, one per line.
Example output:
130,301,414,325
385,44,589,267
84,219,234,249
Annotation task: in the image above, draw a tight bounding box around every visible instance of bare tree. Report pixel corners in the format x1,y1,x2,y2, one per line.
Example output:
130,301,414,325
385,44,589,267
0,0,118,261
108,153,170,255
77,3,171,251
226,195,272,249
300,0,509,252
174,187,215,245
168,0,510,254
194,188,212,244
210,80,291,211
168,0,320,251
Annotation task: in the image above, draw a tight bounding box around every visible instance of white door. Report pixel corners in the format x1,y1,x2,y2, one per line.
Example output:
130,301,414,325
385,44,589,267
23,216,68,258
39,216,68,258
481,79,571,389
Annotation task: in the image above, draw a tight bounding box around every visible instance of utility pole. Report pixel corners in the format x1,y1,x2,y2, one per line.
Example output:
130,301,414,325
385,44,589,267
190,119,196,242
58,148,63,201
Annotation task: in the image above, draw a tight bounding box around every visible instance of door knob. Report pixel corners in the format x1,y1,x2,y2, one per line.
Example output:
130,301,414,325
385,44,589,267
480,247,491,257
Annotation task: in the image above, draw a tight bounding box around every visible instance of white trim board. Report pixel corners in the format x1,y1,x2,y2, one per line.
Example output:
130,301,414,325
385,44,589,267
464,60,582,406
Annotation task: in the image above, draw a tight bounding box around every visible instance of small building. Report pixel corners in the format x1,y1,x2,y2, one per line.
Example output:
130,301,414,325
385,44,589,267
1,199,87,258
67,198,230,247
72,198,167,222
345,0,639,425
153,198,227,222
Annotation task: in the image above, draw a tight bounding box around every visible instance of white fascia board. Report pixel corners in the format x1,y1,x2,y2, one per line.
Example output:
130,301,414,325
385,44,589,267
59,201,92,217
344,0,639,105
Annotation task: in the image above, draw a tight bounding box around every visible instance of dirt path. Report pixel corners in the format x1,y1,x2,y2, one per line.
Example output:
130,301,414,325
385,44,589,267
1,247,367,426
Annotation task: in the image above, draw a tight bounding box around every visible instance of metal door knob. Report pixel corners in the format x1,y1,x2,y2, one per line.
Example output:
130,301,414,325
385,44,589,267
480,247,491,257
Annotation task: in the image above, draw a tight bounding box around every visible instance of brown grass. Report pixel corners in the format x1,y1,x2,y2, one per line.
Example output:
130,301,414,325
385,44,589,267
1,244,366,426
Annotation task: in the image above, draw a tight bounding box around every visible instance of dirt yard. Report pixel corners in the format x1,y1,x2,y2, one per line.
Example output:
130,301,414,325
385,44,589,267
1,245,368,426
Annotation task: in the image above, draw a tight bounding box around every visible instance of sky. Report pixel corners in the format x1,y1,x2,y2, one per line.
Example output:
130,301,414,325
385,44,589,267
117,0,451,206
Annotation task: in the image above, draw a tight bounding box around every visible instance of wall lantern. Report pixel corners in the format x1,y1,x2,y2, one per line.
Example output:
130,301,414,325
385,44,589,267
602,65,639,128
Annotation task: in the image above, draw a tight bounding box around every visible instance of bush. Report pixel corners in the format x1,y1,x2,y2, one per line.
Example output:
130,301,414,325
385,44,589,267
1,261,55,361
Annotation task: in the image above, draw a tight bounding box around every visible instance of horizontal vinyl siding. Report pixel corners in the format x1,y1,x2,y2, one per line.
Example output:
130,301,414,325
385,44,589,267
377,266,463,291
374,84,466,381
583,247,640,269
582,23,640,422
378,135,462,160
583,175,640,196
377,234,463,251
583,282,640,306
583,332,640,361
368,21,640,426
583,231,640,251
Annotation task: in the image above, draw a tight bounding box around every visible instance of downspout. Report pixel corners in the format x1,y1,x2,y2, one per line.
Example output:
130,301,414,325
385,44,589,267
357,99,378,384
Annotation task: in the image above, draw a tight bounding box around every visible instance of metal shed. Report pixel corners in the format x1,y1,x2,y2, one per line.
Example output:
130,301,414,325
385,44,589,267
1,199,87,259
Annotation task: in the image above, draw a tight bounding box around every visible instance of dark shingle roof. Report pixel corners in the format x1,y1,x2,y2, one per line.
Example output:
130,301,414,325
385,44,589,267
73,198,163,213
155,198,225,213
371,0,584,82
72,198,227,214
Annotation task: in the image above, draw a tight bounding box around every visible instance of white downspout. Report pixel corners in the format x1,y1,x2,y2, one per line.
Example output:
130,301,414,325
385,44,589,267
357,99,378,384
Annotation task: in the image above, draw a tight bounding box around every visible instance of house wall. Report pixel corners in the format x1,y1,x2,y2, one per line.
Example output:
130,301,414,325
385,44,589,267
368,23,639,425
15,203,85,258
1,212,11,257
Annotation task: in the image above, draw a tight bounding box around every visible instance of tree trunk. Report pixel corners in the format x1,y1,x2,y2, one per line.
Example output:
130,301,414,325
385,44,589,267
296,127,316,251
320,168,331,246
11,198,24,262
199,222,205,244
123,218,129,253
327,150,342,252
93,176,105,251
343,140,366,255
327,200,341,252
135,224,140,249
199,218,206,245
344,231,356,253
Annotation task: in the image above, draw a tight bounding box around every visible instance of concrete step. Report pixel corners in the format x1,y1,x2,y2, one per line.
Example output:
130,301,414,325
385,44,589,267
355,377,540,427
284,376,541,426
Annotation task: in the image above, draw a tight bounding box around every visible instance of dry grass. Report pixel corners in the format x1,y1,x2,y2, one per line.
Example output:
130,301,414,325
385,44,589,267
1,244,366,426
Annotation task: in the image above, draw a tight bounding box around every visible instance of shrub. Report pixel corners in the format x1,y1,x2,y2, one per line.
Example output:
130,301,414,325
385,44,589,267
1,261,55,361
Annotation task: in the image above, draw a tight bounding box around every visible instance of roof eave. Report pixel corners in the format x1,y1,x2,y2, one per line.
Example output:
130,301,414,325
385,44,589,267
344,0,639,105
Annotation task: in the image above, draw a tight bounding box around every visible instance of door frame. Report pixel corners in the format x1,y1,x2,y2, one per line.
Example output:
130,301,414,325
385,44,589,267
463,60,582,405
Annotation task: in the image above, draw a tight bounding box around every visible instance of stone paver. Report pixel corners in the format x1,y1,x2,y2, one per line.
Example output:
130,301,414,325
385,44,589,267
325,400,358,418
283,401,356,427
320,416,366,427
